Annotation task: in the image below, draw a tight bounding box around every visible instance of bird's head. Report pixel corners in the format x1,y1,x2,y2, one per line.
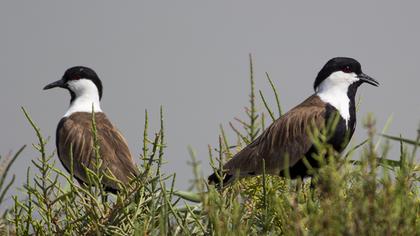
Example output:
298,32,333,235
314,57,379,93
44,66,103,102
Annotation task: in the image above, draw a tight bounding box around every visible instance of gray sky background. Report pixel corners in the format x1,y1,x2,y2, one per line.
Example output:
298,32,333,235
1,1,419,204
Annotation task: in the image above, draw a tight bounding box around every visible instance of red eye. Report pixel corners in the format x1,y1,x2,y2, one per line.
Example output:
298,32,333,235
342,66,352,73
72,76,81,80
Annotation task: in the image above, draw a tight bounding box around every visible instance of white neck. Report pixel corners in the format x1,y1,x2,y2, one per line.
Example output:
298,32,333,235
317,85,350,125
63,79,103,117
315,71,358,126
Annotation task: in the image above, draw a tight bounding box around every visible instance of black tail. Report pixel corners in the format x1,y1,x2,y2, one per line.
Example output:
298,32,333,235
208,171,233,187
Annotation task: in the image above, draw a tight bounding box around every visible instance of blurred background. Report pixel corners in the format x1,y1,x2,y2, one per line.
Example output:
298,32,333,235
1,1,419,204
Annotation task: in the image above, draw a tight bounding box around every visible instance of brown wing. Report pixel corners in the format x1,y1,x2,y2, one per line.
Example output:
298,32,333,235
57,112,139,191
215,95,326,184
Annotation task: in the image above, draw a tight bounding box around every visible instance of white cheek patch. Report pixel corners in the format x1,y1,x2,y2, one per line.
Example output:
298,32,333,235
316,71,359,127
67,79,98,97
64,79,102,117
324,71,359,86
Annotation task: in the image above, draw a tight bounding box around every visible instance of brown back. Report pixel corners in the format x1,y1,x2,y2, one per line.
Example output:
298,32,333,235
223,95,326,180
57,112,139,191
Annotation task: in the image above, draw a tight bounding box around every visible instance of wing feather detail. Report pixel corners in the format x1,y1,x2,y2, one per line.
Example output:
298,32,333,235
56,112,139,191
213,95,326,184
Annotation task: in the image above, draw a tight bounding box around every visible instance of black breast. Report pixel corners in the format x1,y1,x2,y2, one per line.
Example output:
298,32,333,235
324,104,356,152
281,96,357,179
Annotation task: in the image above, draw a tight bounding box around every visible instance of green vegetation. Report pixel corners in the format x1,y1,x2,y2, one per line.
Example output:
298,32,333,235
1,56,419,235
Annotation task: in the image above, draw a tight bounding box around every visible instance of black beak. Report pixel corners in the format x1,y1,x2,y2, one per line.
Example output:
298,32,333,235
358,73,379,87
43,79,66,90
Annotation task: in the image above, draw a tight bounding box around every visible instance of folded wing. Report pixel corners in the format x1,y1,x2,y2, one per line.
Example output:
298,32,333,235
57,112,139,192
209,95,326,185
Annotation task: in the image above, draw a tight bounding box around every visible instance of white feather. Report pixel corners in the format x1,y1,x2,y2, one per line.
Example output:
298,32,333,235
64,79,102,117
316,71,359,126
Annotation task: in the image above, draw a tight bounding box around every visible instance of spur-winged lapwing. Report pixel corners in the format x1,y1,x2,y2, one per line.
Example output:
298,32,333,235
208,57,379,186
44,66,139,193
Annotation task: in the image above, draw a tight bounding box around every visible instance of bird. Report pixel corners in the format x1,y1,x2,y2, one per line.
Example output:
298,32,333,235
208,57,379,186
44,66,139,193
